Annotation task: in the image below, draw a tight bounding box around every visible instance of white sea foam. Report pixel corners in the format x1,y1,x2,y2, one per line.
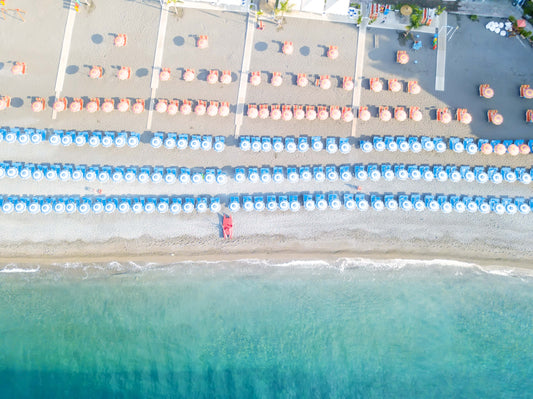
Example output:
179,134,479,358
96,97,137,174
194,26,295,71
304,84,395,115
0,266,40,273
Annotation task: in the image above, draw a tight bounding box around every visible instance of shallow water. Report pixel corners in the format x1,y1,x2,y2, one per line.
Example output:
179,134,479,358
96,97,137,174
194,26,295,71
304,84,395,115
1,259,532,398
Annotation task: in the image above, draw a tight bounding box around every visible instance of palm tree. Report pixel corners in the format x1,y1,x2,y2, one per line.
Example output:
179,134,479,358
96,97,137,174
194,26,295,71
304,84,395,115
274,0,293,29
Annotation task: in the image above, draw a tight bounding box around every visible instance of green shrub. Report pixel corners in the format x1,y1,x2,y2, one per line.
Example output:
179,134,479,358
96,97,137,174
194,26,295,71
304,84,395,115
469,14,478,21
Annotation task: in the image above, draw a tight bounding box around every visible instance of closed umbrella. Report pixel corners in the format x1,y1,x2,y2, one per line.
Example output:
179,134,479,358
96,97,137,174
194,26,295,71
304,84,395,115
114,34,127,47
89,66,102,79
219,102,230,117
86,100,99,113
330,106,341,120
132,100,144,114
183,69,195,82
32,98,44,112
220,71,231,84
395,108,407,121
53,98,67,112
102,99,114,113
159,68,171,81
318,108,329,120
259,105,270,119
117,67,131,80
359,107,371,121
250,72,261,86
70,99,83,112
282,41,293,55
271,73,283,87
327,45,339,59
11,62,26,75
167,101,179,115
117,99,130,112
247,105,258,119
197,35,208,49
207,70,218,84
297,73,308,87
156,100,168,113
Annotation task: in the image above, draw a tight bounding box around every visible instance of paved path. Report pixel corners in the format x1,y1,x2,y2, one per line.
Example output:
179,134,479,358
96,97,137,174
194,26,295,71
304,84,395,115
233,13,255,137
351,3,368,137
435,12,447,91
52,2,77,120
147,3,170,130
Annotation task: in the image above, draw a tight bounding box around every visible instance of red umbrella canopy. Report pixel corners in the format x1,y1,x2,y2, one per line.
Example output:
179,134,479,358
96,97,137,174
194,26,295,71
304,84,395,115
517,19,526,28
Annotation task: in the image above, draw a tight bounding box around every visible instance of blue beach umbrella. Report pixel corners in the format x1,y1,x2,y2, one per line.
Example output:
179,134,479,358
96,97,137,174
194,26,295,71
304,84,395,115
210,197,221,213
373,137,385,152
163,168,176,184
298,137,310,152
344,193,356,210
397,136,409,152
101,132,114,148
267,196,278,211
177,134,189,150
313,166,325,182
74,131,87,146
204,168,216,184
127,132,140,148
356,194,369,211
164,133,177,149
273,166,284,183
371,195,384,211
289,195,301,212
384,136,398,152
261,136,272,152
183,198,195,213
285,137,297,153
382,164,394,181
243,196,254,212
234,168,245,183
339,138,351,154
214,136,225,152
251,136,261,152
191,171,204,184
316,194,327,211
303,194,315,211
326,138,338,154
49,130,62,145
189,135,201,150
273,137,284,152
157,198,169,214
196,197,208,213
312,136,323,152
170,198,182,214
260,168,272,183
421,136,434,151
326,166,339,181
201,135,213,151
229,197,240,212
300,166,312,181
248,167,260,183
279,196,290,211
360,140,373,153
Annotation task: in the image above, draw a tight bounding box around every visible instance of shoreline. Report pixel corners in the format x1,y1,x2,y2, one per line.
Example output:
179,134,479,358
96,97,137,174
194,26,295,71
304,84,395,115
2,233,533,276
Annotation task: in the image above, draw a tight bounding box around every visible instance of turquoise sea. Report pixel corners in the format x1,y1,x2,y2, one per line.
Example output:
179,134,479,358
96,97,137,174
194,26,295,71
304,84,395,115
0,259,532,398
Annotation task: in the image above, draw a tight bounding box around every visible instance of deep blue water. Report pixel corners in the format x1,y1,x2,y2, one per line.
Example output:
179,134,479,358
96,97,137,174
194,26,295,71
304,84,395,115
0,259,532,398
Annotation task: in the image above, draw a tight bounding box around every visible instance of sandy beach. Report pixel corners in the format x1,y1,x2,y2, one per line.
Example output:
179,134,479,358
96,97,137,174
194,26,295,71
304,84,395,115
1,0,533,269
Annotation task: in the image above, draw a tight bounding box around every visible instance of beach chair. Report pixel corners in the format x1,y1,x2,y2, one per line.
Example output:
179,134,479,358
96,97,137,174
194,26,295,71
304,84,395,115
395,136,408,152
242,196,253,212
343,76,354,91
382,136,396,152
247,167,259,183
384,195,398,211
409,137,422,152
287,167,299,183
285,137,297,153
326,137,338,153
297,136,309,152
281,105,293,121
381,164,394,181
293,105,305,120
306,105,317,121
369,77,382,92
279,196,290,212
273,166,284,183
367,164,381,181
355,194,369,211
267,196,278,212
394,164,408,180
448,137,464,153
311,136,323,152
514,197,531,214
289,195,301,212
326,166,339,181
371,195,384,211
229,196,240,212
270,104,281,120
501,167,517,183
313,166,325,181
343,193,356,210
379,106,391,121
339,138,351,154
188,134,200,150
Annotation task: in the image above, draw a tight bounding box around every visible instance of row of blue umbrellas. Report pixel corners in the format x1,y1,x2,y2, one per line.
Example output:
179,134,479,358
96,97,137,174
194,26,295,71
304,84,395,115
239,136,351,154
1,193,529,215
0,196,222,215
2,162,531,185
